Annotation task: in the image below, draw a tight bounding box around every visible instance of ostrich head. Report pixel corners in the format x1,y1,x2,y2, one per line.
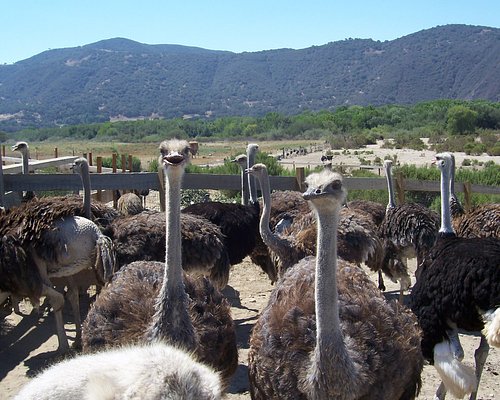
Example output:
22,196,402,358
303,169,346,213
11,141,29,155
159,139,192,171
71,157,89,174
245,163,268,181
232,154,247,170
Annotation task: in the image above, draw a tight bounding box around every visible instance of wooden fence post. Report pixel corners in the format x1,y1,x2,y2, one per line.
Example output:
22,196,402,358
88,152,93,166
463,182,473,211
0,150,5,207
128,155,133,172
112,153,118,208
157,165,165,212
2,145,5,158
395,171,406,204
295,167,305,192
54,147,58,158
96,156,102,202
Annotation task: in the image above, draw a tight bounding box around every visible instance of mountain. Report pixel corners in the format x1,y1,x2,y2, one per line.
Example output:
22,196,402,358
1,24,499,131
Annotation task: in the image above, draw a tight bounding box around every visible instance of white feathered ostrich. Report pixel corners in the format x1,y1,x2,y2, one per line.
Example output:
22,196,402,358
248,168,424,399
82,139,238,391
410,152,500,400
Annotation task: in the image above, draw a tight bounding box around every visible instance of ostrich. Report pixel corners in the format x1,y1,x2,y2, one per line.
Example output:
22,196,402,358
14,343,222,400
182,143,261,268
82,139,238,390
116,192,144,216
410,152,500,400
345,199,386,227
379,159,439,285
247,163,383,280
248,168,423,399
232,151,277,282
11,141,36,202
448,154,499,239
0,187,116,352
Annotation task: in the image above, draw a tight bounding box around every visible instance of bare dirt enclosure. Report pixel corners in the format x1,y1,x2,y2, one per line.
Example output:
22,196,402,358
1,257,498,400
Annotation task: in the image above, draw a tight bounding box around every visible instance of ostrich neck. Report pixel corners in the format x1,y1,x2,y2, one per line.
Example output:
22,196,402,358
21,151,29,175
241,169,250,206
248,152,258,204
148,168,195,349
79,165,92,219
440,165,454,234
257,171,294,264
385,164,396,209
314,207,342,345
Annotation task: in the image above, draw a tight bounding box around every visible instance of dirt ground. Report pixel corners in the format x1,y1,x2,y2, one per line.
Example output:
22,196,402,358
1,256,498,400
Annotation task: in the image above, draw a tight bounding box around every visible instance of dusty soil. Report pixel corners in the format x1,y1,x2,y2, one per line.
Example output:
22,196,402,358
1,256,498,400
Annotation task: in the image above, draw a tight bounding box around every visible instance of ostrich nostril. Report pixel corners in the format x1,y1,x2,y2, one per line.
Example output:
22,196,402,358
315,189,321,194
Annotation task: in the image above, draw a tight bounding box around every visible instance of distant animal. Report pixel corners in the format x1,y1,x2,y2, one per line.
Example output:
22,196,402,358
82,139,238,391
410,152,500,400
248,168,423,399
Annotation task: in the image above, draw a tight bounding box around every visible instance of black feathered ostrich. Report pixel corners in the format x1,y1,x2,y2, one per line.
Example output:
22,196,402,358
82,139,238,391
248,168,424,399
410,152,500,400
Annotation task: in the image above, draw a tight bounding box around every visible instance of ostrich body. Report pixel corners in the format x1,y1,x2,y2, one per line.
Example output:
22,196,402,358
116,192,144,216
102,210,231,289
410,152,500,400
448,153,499,238
379,159,439,286
248,169,423,399
14,343,222,400
82,139,238,390
346,199,386,227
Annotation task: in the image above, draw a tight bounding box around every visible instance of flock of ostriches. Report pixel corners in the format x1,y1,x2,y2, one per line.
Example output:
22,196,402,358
0,140,498,400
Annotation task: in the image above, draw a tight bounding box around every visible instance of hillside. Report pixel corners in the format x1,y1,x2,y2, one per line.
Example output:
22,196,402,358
0,24,499,131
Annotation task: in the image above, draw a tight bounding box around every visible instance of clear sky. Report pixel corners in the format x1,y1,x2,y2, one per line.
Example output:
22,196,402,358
1,1,499,64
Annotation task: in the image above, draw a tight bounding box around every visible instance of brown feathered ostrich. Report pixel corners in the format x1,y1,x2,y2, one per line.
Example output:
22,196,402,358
182,143,261,268
232,150,277,283
410,152,500,400
116,192,145,216
0,196,116,353
82,139,238,391
248,168,424,399
448,153,500,239
247,163,383,280
379,159,439,285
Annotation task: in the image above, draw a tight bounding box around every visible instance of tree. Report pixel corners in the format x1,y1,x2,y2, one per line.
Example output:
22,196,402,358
446,105,478,134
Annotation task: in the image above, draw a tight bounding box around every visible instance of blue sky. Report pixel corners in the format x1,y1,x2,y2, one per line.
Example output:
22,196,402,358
1,1,499,64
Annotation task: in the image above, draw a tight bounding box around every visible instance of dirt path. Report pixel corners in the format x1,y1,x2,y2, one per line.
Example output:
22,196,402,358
1,258,498,399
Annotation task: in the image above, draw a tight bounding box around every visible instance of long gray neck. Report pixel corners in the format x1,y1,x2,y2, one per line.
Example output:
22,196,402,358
241,167,250,206
21,149,29,175
148,166,195,349
248,149,258,204
384,163,396,209
256,170,293,264
439,162,454,235
79,163,92,219
308,203,359,397
314,206,341,345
